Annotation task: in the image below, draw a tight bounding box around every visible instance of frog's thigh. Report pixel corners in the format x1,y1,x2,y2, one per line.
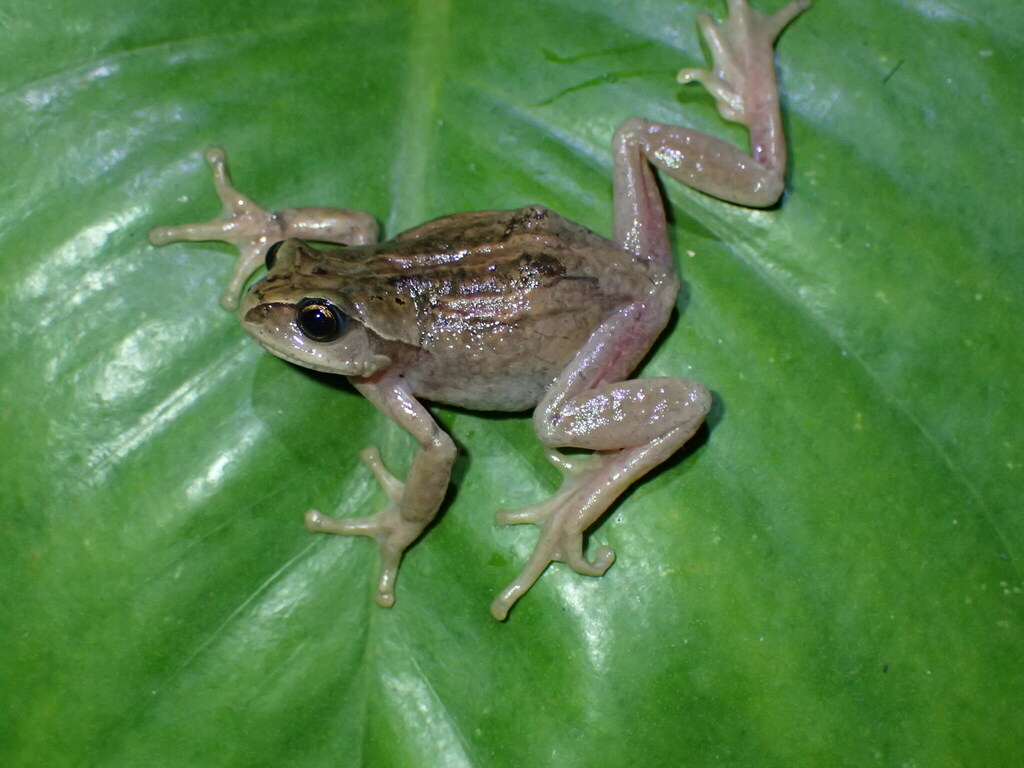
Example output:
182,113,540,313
535,377,710,451
610,114,784,269
534,298,680,439
616,118,784,204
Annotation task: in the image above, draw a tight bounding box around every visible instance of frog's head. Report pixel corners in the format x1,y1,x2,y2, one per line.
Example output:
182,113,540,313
238,239,392,378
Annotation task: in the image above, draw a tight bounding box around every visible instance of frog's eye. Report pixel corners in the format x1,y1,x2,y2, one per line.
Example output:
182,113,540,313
295,298,345,342
265,241,284,272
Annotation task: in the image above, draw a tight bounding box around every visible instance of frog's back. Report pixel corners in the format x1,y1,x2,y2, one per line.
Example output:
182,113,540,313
314,206,651,411
358,205,630,277
394,204,608,254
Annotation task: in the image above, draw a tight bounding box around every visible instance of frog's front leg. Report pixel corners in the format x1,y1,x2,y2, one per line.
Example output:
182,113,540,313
304,374,456,608
148,147,379,309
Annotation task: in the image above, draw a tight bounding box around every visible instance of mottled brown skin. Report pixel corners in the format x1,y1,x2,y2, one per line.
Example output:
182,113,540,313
249,206,651,411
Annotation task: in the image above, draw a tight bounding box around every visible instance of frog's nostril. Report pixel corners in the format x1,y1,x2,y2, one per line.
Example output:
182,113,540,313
265,241,284,272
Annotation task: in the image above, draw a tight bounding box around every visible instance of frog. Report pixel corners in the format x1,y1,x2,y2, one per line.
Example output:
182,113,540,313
149,0,810,620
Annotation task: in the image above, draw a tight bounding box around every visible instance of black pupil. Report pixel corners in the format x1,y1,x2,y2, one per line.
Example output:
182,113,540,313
296,299,341,342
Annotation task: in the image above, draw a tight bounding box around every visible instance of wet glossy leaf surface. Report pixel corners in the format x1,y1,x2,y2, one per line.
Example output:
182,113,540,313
2,1,1021,765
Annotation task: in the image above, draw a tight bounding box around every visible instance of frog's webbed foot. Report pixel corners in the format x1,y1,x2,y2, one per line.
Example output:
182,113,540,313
677,0,810,129
490,450,620,621
149,147,379,310
305,447,423,608
149,148,289,310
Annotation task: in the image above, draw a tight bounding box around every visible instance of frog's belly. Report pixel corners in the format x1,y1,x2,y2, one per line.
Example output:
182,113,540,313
405,311,601,412
417,372,553,412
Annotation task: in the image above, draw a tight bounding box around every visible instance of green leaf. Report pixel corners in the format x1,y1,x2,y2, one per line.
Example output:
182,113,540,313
2,0,1021,765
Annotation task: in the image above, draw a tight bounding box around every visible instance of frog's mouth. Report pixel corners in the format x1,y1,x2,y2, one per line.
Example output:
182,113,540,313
241,298,297,341
240,301,306,357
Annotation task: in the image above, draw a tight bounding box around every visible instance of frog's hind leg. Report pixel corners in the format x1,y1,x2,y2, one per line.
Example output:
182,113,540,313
614,0,810,253
492,372,711,621
490,298,712,621
149,147,379,309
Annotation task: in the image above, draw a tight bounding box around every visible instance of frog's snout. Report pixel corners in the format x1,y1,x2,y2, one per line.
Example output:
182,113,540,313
242,301,289,327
